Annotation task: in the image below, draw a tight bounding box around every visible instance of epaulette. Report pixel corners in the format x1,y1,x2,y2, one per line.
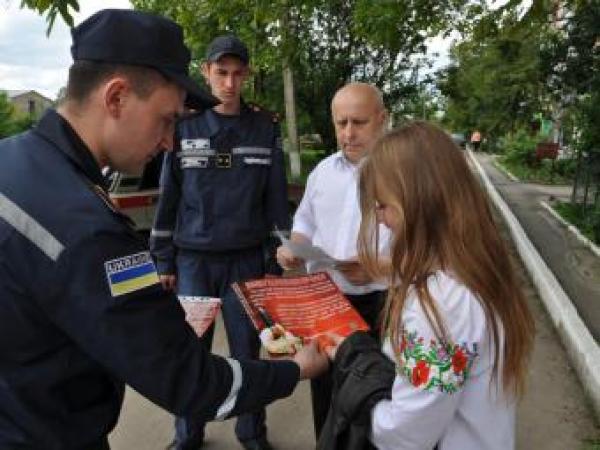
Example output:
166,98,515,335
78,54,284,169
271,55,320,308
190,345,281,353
178,108,206,122
246,102,280,123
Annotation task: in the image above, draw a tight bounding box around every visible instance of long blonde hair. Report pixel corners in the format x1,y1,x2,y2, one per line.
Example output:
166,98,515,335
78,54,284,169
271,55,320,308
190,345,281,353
358,121,534,396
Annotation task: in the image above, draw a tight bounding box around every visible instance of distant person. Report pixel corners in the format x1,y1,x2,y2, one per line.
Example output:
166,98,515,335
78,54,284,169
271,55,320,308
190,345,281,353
276,82,391,437
470,129,482,151
150,34,290,450
320,121,534,449
0,10,327,449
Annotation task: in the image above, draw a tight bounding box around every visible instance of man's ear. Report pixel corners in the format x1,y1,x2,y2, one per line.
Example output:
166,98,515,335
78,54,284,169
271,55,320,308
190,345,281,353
104,77,129,118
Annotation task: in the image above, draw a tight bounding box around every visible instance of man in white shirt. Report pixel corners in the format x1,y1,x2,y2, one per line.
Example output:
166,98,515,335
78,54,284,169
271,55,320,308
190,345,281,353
276,82,390,437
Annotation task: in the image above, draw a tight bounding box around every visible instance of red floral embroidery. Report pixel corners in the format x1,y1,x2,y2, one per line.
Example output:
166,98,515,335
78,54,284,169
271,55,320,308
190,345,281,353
399,331,479,393
412,360,430,386
452,348,468,374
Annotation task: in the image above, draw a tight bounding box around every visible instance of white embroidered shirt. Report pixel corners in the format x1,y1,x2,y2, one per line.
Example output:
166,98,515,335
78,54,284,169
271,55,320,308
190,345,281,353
371,271,515,450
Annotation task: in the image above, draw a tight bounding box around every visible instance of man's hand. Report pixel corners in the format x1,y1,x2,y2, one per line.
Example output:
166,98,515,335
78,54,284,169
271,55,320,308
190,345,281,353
335,259,372,285
276,246,304,270
292,340,329,379
159,274,177,292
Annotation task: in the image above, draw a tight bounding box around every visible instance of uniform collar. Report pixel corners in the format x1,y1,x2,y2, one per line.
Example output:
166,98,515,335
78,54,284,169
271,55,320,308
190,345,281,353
204,99,253,138
33,109,108,190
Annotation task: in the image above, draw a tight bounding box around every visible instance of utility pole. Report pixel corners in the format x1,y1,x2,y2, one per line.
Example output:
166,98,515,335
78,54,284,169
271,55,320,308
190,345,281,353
281,5,301,180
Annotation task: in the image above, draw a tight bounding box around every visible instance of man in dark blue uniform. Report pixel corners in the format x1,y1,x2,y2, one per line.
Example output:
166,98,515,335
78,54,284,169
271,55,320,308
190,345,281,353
150,35,290,450
0,10,327,450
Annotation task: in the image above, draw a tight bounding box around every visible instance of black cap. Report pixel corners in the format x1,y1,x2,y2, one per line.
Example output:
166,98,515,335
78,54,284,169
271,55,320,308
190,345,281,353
71,9,219,110
205,35,249,65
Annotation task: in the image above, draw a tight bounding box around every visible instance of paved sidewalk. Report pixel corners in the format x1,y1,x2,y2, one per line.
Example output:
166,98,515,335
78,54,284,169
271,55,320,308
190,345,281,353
109,238,600,449
475,153,600,341
108,152,600,449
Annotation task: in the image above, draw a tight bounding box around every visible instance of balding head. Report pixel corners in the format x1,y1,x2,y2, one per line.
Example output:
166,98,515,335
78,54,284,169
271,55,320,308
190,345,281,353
331,83,387,164
331,83,385,113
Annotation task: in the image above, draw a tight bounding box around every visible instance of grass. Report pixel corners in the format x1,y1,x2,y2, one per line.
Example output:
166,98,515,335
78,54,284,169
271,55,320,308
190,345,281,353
498,158,574,185
553,200,600,245
580,439,600,450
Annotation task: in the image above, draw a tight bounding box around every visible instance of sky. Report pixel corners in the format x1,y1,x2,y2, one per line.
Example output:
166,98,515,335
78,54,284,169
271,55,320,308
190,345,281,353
0,0,132,99
0,1,514,101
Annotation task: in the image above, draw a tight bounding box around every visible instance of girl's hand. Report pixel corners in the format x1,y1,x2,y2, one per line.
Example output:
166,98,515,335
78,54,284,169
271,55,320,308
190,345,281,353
323,333,346,360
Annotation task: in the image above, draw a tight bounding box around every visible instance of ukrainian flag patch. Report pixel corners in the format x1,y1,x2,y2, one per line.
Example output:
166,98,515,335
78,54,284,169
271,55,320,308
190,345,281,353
104,251,159,297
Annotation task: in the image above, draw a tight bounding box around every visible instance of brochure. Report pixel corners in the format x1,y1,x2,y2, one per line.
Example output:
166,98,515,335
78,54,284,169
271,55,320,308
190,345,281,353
232,272,368,349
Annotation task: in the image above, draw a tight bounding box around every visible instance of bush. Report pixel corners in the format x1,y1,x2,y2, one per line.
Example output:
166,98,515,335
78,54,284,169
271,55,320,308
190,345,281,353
554,201,600,245
284,148,329,185
499,128,539,165
553,158,578,178
301,148,327,172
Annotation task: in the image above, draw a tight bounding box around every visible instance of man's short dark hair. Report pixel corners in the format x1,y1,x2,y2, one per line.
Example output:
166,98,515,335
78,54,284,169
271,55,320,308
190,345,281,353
65,60,167,103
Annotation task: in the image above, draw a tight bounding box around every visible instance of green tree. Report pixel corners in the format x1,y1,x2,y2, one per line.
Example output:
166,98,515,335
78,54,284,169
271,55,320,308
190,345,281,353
0,93,34,138
19,0,79,35
22,0,470,174
438,6,547,147
131,0,467,150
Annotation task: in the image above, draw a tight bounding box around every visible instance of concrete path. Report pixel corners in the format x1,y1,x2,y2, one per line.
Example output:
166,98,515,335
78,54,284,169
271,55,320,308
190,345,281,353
475,153,600,341
109,233,600,449
108,152,600,449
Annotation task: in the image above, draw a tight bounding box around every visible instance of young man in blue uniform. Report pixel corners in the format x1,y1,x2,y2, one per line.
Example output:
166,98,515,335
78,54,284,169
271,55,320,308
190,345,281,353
150,35,290,450
0,10,327,450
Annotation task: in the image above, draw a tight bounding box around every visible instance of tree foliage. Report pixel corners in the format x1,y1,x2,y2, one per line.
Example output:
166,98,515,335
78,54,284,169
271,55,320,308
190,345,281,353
19,0,79,35
0,93,35,139
540,1,600,154
437,3,548,146
131,0,467,150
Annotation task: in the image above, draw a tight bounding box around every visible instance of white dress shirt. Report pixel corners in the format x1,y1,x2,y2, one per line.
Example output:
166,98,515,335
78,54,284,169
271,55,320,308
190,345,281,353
292,151,390,295
371,271,515,450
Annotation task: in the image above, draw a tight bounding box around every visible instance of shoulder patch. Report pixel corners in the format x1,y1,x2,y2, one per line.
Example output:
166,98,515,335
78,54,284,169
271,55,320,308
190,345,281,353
104,251,159,297
397,330,479,394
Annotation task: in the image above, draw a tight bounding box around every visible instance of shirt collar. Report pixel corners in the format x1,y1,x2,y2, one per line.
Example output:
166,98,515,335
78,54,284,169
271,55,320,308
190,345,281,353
33,109,108,190
333,150,361,171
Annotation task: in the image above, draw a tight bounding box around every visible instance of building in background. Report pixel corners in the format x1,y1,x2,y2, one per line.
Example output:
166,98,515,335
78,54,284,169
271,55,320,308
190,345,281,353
2,90,53,118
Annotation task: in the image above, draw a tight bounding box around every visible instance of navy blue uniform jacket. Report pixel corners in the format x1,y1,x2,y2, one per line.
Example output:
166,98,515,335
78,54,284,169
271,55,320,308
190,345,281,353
150,104,289,274
0,110,298,450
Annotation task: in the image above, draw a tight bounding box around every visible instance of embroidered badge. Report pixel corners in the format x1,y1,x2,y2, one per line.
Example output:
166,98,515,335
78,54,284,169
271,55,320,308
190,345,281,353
181,138,210,150
397,330,478,394
181,156,209,169
104,251,159,297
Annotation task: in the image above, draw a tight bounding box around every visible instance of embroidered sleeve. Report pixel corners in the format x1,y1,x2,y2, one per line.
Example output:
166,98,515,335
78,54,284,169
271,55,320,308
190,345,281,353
370,273,491,450
398,331,478,394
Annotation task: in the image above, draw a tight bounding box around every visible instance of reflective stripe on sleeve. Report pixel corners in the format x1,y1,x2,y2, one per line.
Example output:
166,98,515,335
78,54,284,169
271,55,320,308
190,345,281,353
214,357,243,420
232,147,272,156
150,229,173,238
0,192,64,261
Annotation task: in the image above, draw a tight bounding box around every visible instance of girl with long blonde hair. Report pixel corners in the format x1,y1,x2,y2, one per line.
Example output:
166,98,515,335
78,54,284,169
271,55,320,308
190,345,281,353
323,121,534,450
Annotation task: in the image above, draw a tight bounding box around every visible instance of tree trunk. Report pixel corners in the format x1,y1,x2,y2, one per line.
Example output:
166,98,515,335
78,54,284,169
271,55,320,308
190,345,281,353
283,61,301,180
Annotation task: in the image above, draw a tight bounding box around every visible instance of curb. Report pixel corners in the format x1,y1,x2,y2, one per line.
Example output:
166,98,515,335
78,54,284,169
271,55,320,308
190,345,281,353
540,201,600,258
466,149,600,422
492,158,520,182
